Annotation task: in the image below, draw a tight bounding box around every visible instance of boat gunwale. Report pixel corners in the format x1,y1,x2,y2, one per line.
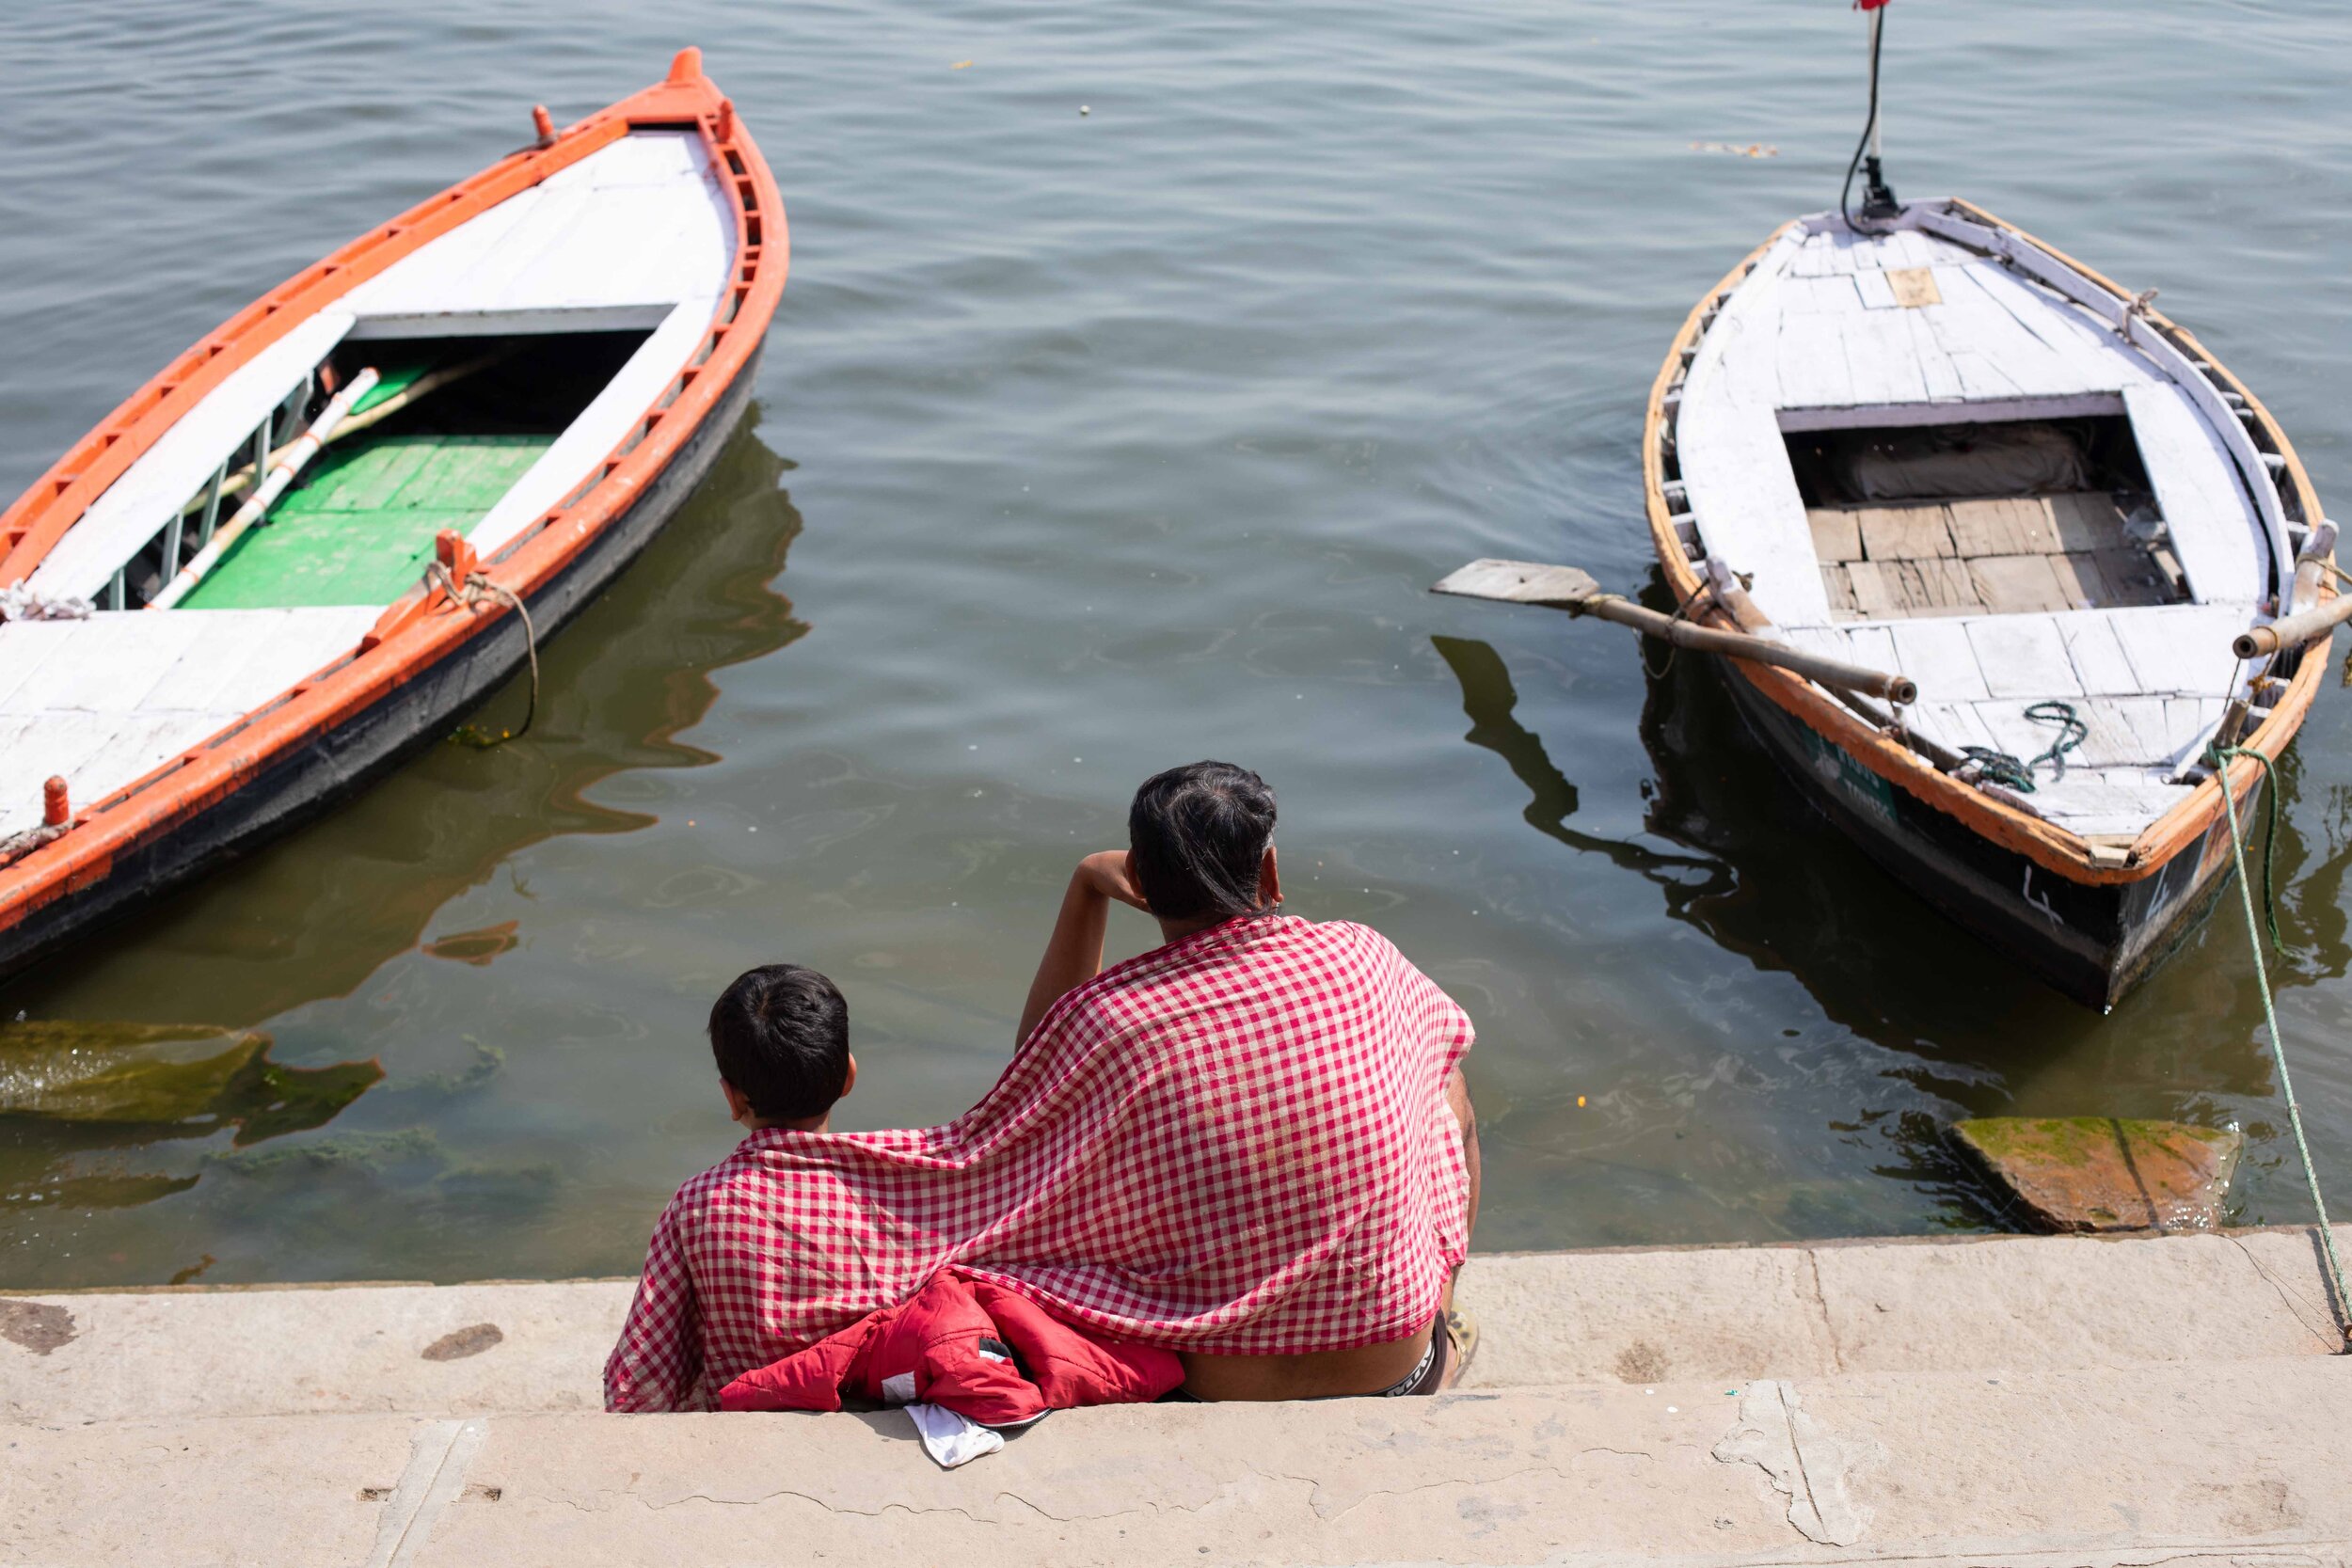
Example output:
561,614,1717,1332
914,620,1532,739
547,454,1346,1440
1640,200,2330,889
0,53,787,935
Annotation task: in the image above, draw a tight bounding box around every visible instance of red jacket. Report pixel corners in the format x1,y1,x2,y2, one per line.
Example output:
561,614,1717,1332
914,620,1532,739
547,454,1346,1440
718,1271,1184,1423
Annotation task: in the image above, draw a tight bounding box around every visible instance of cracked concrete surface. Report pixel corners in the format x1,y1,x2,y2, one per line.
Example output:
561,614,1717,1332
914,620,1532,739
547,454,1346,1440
3,1228,2347,1564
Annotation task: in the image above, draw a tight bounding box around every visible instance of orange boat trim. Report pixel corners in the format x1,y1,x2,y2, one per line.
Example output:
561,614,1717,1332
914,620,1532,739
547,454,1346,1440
1640,208,2329,889
0,49,787,934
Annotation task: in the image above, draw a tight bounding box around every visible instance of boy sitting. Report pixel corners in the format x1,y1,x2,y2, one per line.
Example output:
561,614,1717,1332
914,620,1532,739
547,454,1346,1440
608,760,1474,1414
604,963,858,1412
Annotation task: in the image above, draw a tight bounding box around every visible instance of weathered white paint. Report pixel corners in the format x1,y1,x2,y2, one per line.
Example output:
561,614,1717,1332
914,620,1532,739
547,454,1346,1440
12,132,739,610
25,312,356,602
1673,201,2277,838
0,607,377,837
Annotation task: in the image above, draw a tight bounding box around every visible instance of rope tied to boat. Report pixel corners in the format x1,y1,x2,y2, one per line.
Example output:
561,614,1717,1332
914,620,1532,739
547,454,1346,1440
423,561,540,748
2205,743,2351,1347
1958,700,2087,794
1636,583,1717,682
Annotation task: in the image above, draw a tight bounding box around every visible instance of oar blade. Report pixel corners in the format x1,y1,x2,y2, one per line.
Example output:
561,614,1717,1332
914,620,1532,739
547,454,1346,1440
1432,559,1602,608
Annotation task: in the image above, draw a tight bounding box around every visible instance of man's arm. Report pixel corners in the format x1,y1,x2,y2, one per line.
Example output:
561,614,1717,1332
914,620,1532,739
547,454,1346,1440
1445,1067,1482,1247
1015,851,1149,1044
603,1198,704,1413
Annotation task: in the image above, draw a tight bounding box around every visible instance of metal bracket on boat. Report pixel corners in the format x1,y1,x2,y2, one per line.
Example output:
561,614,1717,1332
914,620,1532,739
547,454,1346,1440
1431,558,1917,705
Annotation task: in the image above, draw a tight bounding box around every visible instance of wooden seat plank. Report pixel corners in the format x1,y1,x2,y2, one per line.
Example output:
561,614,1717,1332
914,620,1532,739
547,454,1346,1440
0,622,92,712
1967,555,2074,614
1883,619,1989,703
1774,310,1857,408
2162,696,2229,768
2104,603,2246,696
1966,615,2082,699
25,312,357,603
1901,309,1968,402
37,613,213,714
2121,383,2263,606
2058,614,2138,693
1855,505,1956,560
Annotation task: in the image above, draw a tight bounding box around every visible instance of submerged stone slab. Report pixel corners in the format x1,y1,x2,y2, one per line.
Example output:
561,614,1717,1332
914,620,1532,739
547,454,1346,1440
1953,1116,2241,1233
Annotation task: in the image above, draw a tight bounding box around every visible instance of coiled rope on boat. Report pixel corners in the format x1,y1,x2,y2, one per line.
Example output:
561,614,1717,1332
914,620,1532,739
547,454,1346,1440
1959,700,2088,794
2208,742,2352,1347
423,561,540,749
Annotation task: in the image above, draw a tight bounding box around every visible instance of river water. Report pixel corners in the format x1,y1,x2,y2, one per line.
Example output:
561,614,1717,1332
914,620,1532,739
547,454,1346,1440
3,1,2349,1288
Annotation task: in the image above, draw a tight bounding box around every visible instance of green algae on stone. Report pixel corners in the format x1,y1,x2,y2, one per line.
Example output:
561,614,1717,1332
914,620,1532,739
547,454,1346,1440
1952,1116,2241,1234
0,1021,383,1147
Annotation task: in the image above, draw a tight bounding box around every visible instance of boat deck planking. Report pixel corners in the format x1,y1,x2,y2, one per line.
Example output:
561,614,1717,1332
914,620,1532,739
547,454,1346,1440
0,607,380,838
4,127,743,837
24,131,734,607
1676,209,2280,838
180,433,555,609
28,313,358,604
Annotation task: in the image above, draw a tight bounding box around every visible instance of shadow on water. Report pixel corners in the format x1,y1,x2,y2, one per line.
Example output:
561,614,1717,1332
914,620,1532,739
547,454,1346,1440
0,412,808,1165
1438,595,2352,1227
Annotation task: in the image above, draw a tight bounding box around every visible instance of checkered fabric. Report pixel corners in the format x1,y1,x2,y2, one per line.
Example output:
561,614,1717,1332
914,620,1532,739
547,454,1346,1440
604,915,1473,1412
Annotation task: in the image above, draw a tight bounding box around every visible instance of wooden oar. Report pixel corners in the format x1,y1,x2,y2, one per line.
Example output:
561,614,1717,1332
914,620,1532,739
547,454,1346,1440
2231,522,2344,659
1433,558,1919,705
149,369,379,610
175,350,507,518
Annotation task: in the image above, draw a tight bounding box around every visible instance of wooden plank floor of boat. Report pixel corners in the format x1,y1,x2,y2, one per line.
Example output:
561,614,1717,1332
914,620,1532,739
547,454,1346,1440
180,430,554,609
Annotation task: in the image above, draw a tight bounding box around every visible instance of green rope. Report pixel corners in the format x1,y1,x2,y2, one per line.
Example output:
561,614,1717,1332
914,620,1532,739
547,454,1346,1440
1958,701,2088,794
2208,743,2351,1347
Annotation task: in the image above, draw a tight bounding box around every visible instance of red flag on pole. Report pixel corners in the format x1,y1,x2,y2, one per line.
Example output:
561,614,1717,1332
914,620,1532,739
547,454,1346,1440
1857,0,1890,10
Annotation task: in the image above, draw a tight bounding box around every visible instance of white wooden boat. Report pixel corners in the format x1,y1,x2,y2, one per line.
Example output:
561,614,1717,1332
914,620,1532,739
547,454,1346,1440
0,52,784,974
1642,198,2330,1006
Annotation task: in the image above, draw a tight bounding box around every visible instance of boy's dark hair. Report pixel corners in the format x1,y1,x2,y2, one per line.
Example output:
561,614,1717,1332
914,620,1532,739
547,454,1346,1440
707,964,850,1122
1127,761,1278,922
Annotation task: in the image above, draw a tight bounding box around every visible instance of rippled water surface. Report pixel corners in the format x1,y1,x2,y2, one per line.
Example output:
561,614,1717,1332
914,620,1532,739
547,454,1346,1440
4,1,2351,1286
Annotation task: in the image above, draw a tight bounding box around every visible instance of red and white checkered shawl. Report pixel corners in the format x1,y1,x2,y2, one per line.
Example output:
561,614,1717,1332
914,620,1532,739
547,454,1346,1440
605,915,1474,1412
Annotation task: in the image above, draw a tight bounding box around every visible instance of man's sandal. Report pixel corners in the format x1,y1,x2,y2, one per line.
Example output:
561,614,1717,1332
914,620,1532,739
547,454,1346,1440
1442,1307,1480,1388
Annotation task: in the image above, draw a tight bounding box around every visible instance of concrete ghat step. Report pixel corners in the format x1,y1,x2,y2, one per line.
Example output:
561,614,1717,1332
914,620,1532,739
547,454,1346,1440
3,1228,2344,1424
8,1360,2349,1567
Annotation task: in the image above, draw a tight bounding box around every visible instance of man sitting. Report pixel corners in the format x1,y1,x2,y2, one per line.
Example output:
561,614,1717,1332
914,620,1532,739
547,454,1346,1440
605,760,1478,1412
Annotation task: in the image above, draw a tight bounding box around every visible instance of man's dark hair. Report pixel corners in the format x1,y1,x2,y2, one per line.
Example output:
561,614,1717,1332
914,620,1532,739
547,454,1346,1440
1127,761,1278,922
707,964,850,1122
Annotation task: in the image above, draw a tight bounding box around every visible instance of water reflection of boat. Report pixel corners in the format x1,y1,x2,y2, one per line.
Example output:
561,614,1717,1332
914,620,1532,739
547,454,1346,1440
0,417,807,1024
0,49,785,978
1437,625,2346,1226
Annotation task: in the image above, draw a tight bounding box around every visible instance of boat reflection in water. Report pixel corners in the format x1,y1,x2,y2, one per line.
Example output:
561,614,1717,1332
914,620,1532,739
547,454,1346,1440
0,418,807,1269
1435,610,2352,1227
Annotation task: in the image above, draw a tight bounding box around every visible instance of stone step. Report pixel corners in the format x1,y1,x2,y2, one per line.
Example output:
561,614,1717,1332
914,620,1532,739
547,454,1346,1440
4,1227,2344,1426
8,1357,2349,1566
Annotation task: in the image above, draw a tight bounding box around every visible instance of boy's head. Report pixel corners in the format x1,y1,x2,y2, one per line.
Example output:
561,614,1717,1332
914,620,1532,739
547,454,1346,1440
1127,760,1279,922
707,963,853,1127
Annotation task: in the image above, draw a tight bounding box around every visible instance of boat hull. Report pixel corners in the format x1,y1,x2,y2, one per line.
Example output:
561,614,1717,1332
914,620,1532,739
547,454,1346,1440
1641,199,2329,1009
0,347,760,979
1715,657,2254,1009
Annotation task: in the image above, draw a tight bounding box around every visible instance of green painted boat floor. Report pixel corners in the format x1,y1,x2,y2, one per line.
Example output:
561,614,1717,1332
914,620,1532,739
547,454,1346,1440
181,432,550,610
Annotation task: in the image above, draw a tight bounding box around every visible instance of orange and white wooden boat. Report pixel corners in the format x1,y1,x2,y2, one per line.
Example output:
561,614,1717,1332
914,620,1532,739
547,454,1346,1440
1633,197,2330,1008
1439,6,2338,1009
0,49,784,974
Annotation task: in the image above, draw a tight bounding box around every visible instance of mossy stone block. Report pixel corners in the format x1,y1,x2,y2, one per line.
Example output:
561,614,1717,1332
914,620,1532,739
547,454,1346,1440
1951,1117,2241,1233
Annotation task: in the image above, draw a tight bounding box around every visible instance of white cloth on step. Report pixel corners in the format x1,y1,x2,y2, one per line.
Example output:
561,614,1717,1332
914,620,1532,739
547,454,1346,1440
905,1402,1005,1469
